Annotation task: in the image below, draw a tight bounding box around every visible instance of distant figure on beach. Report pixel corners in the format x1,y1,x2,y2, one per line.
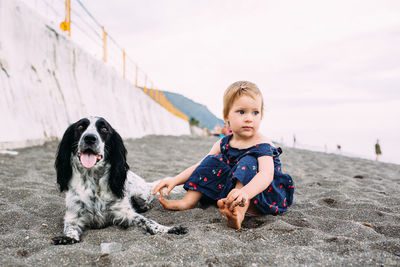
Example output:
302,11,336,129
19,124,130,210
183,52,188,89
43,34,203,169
213,124,231,137
337,144,341,153
153,81,295,230
213,124,221,136
293,134,296,148
221,124,231,136
375,139,382,161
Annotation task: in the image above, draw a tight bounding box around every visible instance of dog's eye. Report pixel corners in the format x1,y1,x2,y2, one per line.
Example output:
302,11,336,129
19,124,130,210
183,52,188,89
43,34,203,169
101,127,108,133
77,125,84,130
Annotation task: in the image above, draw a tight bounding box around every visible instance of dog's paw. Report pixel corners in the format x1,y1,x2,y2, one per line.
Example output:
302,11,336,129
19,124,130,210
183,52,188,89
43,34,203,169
52,235,79,245
167,226,188,235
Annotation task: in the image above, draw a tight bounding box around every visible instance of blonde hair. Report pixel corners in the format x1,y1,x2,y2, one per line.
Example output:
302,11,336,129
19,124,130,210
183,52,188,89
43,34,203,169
223,81,264,120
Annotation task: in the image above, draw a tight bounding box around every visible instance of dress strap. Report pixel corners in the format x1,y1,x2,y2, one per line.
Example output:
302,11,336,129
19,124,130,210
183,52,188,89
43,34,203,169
238,143,275,159
219,134,232,153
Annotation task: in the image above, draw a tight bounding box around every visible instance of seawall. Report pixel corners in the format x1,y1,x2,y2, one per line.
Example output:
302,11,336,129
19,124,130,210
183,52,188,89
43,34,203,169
0,0,190,149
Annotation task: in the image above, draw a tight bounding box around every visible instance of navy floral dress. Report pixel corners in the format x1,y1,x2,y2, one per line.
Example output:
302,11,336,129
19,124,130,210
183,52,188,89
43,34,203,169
184,134,295,215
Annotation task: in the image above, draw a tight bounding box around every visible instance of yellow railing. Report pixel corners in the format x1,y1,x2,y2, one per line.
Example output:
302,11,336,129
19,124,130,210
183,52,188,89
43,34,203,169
137,87,188,121
42,0,188,122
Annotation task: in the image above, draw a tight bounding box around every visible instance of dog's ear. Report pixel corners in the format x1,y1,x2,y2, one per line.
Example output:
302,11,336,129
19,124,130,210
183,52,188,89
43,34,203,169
55,122,76,192
107,130,129,199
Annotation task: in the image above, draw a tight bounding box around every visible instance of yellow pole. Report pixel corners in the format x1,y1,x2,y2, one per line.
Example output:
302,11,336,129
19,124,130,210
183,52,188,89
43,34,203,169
65,0,71,36
102,26,107,62
135,66,138,87
123,50,126,79
143,74,148,93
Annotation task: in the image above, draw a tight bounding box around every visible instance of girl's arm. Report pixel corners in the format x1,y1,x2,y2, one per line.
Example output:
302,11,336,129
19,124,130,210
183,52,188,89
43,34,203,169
152,139,221,196
224,156,274,208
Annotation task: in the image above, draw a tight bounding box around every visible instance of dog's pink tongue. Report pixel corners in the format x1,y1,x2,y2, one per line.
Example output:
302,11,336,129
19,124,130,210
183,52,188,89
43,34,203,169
81,153,96,168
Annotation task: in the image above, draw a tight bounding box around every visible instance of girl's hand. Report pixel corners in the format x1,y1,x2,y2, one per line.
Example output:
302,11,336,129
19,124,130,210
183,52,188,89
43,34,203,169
225,188,250,211
152,178,177,197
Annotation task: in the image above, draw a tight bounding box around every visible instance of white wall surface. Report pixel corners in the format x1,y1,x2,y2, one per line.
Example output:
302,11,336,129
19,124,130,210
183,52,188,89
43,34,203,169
0,0,190,149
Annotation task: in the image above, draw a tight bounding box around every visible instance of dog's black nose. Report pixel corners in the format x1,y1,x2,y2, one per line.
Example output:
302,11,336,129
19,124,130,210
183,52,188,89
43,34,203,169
84,134,98,145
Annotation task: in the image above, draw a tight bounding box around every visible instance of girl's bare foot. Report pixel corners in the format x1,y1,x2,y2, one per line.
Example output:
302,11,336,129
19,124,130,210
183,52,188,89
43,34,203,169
158,197,176,210
217,199,249,229
158,190,203,211
158,197,189,210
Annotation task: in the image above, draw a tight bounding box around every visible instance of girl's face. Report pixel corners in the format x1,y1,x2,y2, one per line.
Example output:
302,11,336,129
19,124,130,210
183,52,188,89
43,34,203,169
226,95,262,139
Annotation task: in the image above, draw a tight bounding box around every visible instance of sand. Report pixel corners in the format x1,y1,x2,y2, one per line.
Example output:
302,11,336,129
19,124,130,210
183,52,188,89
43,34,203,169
0,135,399,266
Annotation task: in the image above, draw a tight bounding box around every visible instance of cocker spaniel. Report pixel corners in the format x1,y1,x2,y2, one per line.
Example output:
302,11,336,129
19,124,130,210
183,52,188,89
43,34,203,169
52,116,187,245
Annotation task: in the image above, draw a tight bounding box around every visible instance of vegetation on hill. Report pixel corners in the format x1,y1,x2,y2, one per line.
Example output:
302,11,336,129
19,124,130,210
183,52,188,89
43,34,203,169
163,91,224,130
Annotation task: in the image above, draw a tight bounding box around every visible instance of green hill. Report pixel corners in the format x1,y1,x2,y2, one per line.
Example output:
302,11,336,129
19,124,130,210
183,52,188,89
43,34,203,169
163,91,225,130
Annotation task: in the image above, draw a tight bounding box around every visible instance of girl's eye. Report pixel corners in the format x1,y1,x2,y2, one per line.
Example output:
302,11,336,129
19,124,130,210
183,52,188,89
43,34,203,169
101,127,108,133
238,110,244,114
253,111,259,115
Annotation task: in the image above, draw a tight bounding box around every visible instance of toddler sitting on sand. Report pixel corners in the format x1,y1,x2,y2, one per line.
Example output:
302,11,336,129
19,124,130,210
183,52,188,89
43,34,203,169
152,81,295,229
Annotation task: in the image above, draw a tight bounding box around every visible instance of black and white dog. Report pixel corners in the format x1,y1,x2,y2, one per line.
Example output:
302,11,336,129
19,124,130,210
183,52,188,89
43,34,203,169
52,116,186,245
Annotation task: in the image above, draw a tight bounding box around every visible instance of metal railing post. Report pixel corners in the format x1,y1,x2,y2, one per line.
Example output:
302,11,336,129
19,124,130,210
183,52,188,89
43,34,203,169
102,26,107,62
143,74,148,93
60,0,71,35
67,0,71,36
135,66,138,87
123,50,126,79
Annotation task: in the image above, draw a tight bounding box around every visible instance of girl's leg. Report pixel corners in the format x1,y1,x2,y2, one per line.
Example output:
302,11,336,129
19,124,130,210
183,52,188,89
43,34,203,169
217,181,261,229
158,190,202,211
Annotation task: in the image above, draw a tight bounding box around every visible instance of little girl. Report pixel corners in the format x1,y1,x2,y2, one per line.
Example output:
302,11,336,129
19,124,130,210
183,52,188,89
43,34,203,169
152,81,295,229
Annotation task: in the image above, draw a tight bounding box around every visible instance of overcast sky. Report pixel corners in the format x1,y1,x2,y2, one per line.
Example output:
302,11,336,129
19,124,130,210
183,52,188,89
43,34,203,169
80,0,400,107
33,0,400,162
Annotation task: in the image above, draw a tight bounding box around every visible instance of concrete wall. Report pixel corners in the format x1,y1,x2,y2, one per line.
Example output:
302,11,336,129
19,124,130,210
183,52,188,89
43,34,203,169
0,0,190,149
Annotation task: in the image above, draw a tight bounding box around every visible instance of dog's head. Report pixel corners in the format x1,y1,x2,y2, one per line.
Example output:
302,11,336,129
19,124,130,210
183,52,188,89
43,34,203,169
55,117,129,198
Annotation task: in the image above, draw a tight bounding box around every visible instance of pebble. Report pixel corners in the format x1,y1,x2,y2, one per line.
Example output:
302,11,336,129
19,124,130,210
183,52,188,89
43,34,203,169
101,242,122,254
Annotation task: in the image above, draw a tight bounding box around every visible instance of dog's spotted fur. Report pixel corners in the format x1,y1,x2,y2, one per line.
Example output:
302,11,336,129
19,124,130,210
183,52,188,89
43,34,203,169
52,117,187,245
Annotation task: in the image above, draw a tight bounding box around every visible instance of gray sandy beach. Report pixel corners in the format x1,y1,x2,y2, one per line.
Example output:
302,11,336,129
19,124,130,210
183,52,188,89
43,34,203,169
0,135,399,266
